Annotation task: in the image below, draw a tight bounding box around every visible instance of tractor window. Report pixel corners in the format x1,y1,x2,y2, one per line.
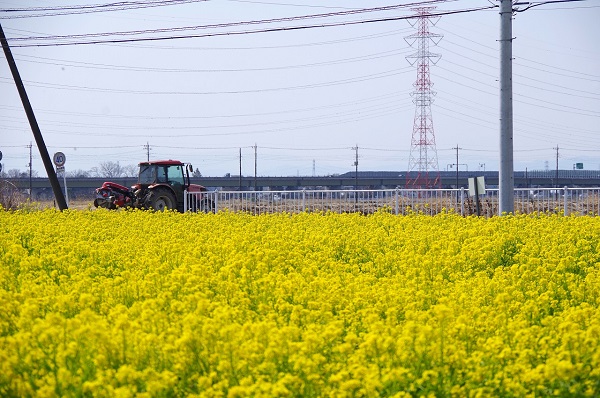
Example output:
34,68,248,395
139,165,155,184
157,167,168,183
167,165,184,185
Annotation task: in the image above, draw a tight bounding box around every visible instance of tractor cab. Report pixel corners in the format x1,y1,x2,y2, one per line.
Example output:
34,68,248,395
138,161,187,188
132,160,207,211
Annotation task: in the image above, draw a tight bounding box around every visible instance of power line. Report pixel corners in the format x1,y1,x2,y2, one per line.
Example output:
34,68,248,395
0,105,410,139
0,100,409,131
0,90,405,120
515,58,600,82
515,93,600,117
514,0,589,13
6,142,581,154
5,4,497,47
224,0,355,10
12,47,412,73
3,1,451,34
0,0,208,19
100,27,414,51
0,67,415,94
2,0,456,19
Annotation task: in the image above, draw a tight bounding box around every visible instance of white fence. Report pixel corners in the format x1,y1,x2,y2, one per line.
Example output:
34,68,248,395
184,187,600,216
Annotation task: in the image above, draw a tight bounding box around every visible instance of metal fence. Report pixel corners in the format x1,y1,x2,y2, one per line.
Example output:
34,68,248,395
184,187,600,216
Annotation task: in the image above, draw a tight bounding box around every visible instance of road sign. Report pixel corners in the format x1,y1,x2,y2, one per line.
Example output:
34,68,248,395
53,152,66,167
468,176,486,217
468,176,486,197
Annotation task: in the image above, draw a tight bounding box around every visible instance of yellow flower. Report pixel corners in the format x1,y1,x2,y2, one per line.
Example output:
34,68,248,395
0,210,599,396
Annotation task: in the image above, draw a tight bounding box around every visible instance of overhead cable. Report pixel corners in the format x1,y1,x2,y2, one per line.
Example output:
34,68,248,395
6,4,497,47
0,0,207,19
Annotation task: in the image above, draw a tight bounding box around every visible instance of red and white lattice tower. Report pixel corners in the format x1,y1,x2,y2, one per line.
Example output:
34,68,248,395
405,7,442,189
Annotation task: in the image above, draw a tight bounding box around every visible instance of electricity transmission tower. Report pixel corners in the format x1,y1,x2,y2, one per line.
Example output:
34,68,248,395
405,7,442,189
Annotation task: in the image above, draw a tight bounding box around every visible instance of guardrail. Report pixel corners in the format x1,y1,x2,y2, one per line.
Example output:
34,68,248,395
184,187,600,216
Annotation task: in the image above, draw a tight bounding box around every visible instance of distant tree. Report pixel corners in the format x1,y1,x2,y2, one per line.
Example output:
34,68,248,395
95,161,125,178
104,161,125,178
7,169,24,178
67,169,91,178
122,164,137,177
193,168,202,178
6,169,38,178
90,162,137,178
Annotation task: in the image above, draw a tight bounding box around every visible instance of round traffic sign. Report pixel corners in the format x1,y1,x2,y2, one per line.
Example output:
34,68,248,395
53,152,66,167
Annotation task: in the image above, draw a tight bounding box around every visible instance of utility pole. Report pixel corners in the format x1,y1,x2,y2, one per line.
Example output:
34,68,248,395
312,159,316,177
452,145,461,188
253,144,257,191
352,145,359,189
499,0,514,215
352,145,359,205
239,148,242,190
144,142,151,161
554,145,559,187
28,142,32,200
0,23,68,210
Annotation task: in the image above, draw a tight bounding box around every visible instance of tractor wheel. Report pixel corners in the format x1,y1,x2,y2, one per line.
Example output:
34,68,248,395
147,188,176,211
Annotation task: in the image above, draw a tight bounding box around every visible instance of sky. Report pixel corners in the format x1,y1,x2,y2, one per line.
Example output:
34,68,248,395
1,0,599,178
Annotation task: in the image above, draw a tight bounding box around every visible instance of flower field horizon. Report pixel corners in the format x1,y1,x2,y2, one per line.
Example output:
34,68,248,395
1,209,599,397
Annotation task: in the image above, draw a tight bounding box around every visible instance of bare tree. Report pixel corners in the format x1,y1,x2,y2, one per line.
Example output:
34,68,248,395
96,161,124,178
6,169,38,178
67,169,91,178
122,164,137,177
90,162,137,178
7,169,23,178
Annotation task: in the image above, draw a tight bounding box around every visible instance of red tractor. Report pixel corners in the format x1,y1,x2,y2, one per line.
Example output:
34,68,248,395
93,160,213,212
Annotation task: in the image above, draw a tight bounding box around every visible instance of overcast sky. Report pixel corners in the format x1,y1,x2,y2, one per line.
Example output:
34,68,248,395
1,0,599,178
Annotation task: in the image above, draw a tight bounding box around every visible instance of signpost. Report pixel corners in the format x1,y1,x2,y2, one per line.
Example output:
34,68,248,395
468,176,486,216
53,152,68,207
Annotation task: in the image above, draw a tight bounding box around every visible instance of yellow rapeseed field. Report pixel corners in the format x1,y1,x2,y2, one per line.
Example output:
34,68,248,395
0,208,599,397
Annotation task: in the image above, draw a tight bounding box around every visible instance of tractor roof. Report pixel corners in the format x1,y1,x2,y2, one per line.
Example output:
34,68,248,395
139,160,184,166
